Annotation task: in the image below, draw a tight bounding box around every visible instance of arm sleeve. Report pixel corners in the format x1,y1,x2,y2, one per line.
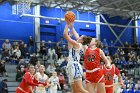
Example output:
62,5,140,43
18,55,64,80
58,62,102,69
24,73,38,86
115,67,120,75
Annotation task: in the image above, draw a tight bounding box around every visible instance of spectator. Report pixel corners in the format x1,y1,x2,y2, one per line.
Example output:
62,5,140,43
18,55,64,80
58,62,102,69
103,46,109,56
55,43,61,59
55,63,61,74
102,38,108,47
16,59,26,73
121,86,127,93
60,57,68,76
59,37,66,47
19,41,24,57
25,63,30,72
0,79,8,93
57,55,64,65
29,53,38,66
124,41,129,47
134,84,140,93
120,57,127,68
40,40,47,56
28,36,34,54
122,73,126,80
128,58,134,68
0,60,8,77
12,42,19,50
52,49,58,65
61,45,68,57
133,42,139,52
16,68,25,82
22,44,29,58
113,53,121,68
130,78,136,89
109,40,115,47
12,46,21,59
35,61,41,72
2,39,11,51
47,48,58,64
46,63,56,76
60,57,68,68
1,46,10,60
108,40,115,56
137,80,140,90
59,73,65,90
136,56,140,66
127,85,134,93
120,68,127,75
124,77,129,89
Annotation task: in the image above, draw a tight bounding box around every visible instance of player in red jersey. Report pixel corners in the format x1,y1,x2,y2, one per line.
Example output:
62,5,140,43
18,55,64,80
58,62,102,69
84,38,111,93
16,64,47,93
102,56,124,93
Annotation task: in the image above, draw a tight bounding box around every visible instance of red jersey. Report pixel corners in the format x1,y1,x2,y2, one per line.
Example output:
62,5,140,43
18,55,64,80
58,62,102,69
84,47,101,70
102,65,120,85
16,72,46,93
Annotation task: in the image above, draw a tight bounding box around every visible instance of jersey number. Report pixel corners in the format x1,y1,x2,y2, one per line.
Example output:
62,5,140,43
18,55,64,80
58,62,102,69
87,54,95,62
105,74,113,81
72,49,78,61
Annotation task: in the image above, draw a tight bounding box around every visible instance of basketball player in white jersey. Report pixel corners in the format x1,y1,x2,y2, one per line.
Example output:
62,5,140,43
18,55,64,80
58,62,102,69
48,71,60,93
64,24,91,93
35,65,49,93
114,74,122,93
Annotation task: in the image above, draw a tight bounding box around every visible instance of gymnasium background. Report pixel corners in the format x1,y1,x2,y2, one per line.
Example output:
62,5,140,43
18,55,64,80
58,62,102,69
0,2,139,45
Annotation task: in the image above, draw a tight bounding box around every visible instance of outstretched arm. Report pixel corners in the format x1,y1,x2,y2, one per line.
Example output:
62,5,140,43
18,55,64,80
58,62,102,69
100,49,111,68
115,67,125,88
70,25,79,40
117,74,124,87
63,24,79,49
24,73,38,86
69,24,88,52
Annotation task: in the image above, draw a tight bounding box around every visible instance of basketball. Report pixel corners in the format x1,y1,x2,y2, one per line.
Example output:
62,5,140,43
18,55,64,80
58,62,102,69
65,11,76,23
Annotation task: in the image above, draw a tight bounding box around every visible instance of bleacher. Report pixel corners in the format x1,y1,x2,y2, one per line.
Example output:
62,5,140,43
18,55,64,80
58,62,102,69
0,39,140,93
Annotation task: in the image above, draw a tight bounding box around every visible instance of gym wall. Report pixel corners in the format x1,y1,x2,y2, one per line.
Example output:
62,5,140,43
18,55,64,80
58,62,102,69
0,2,138,46
0,2,34,44
100,15,134,46
40,6,96,42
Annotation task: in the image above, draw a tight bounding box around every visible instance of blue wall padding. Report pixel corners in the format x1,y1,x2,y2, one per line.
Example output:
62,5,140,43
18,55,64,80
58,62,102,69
100,15,134,46
0,2,34,44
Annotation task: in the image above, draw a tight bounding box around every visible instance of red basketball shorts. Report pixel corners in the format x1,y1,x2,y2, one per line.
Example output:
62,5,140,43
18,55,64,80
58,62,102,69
105,86,113,93
85,67,105,83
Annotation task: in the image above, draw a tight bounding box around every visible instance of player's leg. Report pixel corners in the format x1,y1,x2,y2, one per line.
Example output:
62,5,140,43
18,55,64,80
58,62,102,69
15,88,22,93
71,83,80,93
86,82,96,93
96,82,106,93
71,63,88,93
67,64,79,93
74,79,89,93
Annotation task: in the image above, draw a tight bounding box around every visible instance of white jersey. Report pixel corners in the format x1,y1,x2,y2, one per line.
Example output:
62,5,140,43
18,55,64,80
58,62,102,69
68,43,83,64
114,74,119,83
36,72,48,93
67,43,84,83
49,76,59,90
114,74,121,93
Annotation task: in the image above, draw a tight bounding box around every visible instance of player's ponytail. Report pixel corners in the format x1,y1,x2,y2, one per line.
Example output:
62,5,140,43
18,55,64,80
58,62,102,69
96,39,103,48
